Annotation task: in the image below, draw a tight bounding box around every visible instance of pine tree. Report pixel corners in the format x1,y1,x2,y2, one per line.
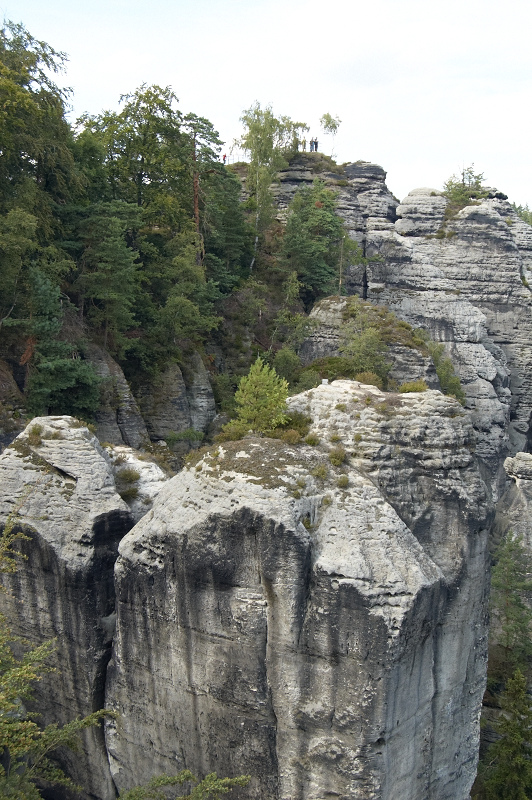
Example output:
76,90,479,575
483,670,532,800
234,357,288,433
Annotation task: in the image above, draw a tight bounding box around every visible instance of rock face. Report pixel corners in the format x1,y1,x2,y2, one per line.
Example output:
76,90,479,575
105,381,490,800
493,452,532,547
275,161,532,504
0,416,135,800
88,344,149,449
299,296,440,389
342,185,532,502
136,353,216,442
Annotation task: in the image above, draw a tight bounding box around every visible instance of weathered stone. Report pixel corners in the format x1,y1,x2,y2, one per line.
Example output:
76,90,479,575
105,381,490,800
87,344,149,449
136,362,192,440
185,350,217,432
104,443,168,523
136,353,216,442
299,296,439,388
0,416,135,800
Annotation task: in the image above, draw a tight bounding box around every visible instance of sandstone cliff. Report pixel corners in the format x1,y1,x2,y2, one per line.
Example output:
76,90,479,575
105,381,489,800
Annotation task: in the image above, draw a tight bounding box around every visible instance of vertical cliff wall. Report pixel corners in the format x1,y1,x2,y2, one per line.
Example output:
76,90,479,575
105,382,490,800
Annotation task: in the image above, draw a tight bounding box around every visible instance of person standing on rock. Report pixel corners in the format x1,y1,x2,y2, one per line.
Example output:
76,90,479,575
302,137,307,151
314,139,319,152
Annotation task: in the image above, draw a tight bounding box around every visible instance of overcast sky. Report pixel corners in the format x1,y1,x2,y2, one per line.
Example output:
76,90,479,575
4,0,532,205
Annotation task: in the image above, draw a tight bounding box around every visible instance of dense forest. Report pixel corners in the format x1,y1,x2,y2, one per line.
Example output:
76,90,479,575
0,21,363,427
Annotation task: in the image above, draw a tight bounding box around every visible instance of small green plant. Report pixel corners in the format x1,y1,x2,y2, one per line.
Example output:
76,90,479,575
364,396,372,405
329,445,346,466
355,371,383,389
399,380,429,393
27,423,44,447
117,468,140,484
337,474,349,488
335,403,347,412
311,464,328,480
279,429,301,444
304,433,320,446
354,433,362,442
165,428,204,447
118,486,139,502
322,494,332,506
330,433,341,443
296,477,306,488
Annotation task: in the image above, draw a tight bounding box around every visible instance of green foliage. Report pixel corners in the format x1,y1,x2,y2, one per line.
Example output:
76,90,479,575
442,165,488,219
338,299,392,383
328,445,346,466
238,103,307,260
421,337,466,404
481,670,532,800
399,379,429,393
273,347,301,384
490,531,532,683
233,357,288,433
354,371,383,389
513,204,532,226
282,181,355,307
320,113,341,137
118,771,250,800
165,429,204,446
337,474,349,488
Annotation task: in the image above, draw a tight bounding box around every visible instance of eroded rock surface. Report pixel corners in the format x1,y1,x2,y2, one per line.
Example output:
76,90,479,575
106,381,490,800
0,416,135,800
88,344,149,449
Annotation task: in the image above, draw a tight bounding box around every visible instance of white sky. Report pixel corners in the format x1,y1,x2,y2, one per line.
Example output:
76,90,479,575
4,0,532,205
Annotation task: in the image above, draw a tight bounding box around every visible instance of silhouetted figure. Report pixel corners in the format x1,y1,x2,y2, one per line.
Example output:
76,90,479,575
222,154,226,164
315,139,318,152
302,138,307,151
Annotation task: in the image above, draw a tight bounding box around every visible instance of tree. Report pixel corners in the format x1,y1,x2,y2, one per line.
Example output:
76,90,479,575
481,669,532,800
0,21,76,235
118,771,250,800
238,103,307,268
443,164,488,217
234,357,288,433
282,180,353,307
489,531,532,684
319,113,341,157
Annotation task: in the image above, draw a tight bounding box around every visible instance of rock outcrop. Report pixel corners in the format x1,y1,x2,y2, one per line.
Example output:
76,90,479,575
0,416,135,800
136,353,216,443
88,344,149,450
105,381,490,800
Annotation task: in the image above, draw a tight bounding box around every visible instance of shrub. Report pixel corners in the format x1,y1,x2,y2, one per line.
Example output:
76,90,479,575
311,464,328,480
118,486,139,502
215,419,249,442
354,371,383,389
293,369,321,392
329,445,346,466
273,346,302,384
304,433,320,446
117,468,140,483
27,424,43,446
337,474,349,488
165,428,204,447
399,380,429,393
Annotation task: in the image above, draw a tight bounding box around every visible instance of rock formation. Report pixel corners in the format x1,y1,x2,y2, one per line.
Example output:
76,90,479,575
0,416,136,800
105,381,489,800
